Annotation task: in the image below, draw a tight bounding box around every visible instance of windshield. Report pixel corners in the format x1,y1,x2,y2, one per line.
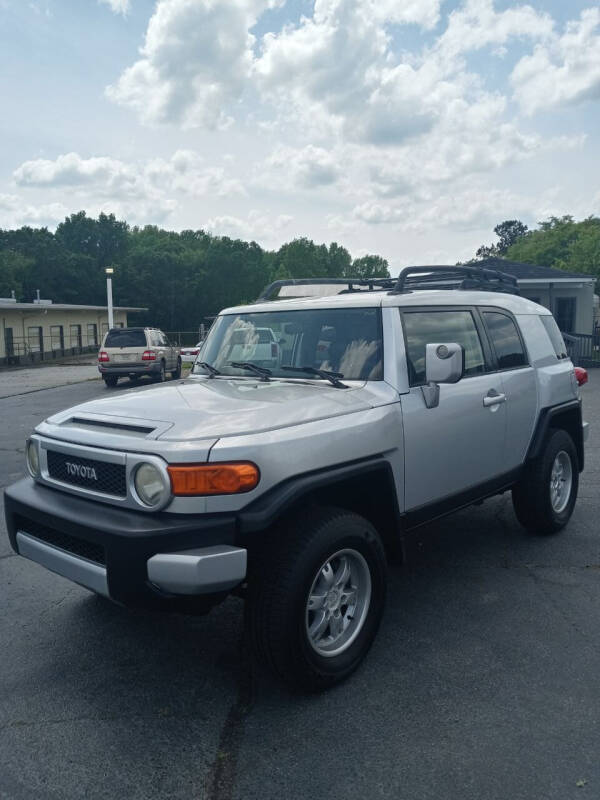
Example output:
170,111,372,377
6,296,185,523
193,308,383,381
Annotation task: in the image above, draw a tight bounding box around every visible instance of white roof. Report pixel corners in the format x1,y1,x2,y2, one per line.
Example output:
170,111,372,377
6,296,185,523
222,289,550,316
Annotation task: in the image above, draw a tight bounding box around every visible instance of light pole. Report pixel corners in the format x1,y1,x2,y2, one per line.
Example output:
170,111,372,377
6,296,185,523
105,267,114,329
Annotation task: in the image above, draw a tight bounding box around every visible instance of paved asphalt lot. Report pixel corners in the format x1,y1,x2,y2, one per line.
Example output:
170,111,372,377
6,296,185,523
1,374,599,800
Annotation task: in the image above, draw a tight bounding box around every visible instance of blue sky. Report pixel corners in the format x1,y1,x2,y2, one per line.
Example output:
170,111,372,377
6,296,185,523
1,0,599,267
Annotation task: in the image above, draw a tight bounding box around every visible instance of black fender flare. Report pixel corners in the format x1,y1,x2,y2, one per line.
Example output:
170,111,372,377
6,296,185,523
526,399,584,471
237,455,401,536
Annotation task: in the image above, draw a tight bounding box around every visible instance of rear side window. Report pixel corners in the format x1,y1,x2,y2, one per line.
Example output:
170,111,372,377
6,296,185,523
483,312,527,369
540,315,568,359
402,310,486,385
104,329,146,347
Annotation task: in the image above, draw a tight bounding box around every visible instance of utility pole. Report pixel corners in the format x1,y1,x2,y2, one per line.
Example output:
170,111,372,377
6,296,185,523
106,267,114,329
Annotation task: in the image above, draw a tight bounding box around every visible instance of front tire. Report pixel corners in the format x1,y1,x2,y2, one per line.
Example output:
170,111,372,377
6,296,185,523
246,506,387,692
512,429,578,535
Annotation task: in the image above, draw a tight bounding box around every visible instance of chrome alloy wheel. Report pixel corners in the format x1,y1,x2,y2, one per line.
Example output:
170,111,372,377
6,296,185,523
305,548,371,658
550,450,573,513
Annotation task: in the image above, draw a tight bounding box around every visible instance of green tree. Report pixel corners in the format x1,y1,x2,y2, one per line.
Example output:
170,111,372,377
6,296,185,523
475,219,529,259
506,216,600,276
0,250,31,298
350,254,390,279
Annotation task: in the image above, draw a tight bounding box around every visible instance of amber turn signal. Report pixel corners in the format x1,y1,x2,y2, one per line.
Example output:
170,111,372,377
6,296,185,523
167,462,259,496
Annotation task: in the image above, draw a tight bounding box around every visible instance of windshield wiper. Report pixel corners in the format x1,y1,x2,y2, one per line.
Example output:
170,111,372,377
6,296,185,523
229,361,272,382
197,361,221,378
282,365,348,389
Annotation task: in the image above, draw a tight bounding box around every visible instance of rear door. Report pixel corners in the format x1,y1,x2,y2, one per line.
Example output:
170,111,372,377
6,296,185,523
480,309,537,470
400,307,508,512
159,331,178,369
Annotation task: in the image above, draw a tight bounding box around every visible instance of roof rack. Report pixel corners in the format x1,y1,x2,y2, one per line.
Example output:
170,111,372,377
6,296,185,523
256,277,396,302
255,265,520,302
391,265,520,295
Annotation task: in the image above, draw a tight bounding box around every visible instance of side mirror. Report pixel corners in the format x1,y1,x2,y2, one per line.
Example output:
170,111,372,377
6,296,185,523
425,343,464,384
422,343,464,408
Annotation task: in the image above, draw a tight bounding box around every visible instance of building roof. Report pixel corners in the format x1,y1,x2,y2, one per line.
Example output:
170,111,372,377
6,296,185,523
0,302,147,312
475,257,592,281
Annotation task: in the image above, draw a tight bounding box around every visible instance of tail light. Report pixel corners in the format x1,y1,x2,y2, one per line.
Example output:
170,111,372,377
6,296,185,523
574,367,588,387
98,351,109,362
167,462,260,496
142,350,156,361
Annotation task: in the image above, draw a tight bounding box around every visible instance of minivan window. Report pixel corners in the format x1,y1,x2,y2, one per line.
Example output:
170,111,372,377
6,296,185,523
541,315,568,359
402,310,485,385
104,330,147,348
483,312,527,369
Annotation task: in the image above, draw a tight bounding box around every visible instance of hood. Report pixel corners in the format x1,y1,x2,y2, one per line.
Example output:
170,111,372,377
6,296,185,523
44,377,377,442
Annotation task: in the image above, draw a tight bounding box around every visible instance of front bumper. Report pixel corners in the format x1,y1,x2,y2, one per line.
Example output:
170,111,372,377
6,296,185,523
98,363,161,377
4,478,244,611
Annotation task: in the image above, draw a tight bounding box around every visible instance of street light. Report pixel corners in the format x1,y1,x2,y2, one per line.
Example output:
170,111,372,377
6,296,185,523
105,267,114,329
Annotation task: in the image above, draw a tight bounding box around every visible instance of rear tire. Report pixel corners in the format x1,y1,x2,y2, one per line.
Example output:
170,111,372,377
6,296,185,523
246,506,387,693
104,376,118,388
512,429,578,535
171,358,182,380
156,361,166,382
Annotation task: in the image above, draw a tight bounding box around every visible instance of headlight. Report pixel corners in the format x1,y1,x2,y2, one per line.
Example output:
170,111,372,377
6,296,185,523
26,440,40,477
133,462,170,507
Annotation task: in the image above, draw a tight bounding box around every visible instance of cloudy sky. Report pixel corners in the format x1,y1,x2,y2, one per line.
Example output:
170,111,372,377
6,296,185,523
1,0,599,268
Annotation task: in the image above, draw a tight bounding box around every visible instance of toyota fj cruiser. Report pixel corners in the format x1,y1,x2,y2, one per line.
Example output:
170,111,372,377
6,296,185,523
4,266,589,692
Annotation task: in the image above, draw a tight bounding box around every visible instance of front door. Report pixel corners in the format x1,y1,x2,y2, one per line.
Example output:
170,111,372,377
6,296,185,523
400,308,507,512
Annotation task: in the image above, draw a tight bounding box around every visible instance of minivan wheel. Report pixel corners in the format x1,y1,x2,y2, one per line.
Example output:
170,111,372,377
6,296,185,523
246,506,387,692
171,358,182,380
512,429,578,535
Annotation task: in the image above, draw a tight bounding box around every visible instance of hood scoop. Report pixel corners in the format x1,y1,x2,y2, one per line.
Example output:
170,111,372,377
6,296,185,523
63,416,157,438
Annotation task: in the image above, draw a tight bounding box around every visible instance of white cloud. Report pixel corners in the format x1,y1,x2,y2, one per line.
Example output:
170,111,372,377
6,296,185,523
13,150,244,199
263,145,342,189
99,0,131,16
0,193,67,228
205,209,293,244
433,0,554,62
106,0,281,129
511,8,600,114
11,150,246,228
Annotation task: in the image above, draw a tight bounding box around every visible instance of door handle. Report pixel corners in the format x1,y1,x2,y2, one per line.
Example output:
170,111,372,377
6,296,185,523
483,389,506,407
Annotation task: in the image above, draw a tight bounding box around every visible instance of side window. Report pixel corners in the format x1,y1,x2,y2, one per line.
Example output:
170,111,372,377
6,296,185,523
402,310,486,386
540,315,568,359
483,312,527,369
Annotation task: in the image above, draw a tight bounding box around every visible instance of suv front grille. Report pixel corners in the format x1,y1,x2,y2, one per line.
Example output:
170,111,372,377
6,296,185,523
16,516,106,565
47,450,126,497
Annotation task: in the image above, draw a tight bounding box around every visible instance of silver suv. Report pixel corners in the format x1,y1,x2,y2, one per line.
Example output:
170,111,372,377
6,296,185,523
5,266,589,691
98,327,181,387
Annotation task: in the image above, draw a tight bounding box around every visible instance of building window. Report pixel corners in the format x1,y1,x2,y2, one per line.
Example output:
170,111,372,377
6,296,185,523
27,326,43,353
69,324,82,348
50,325,64,350
554,297,576,333
87,323,98,346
